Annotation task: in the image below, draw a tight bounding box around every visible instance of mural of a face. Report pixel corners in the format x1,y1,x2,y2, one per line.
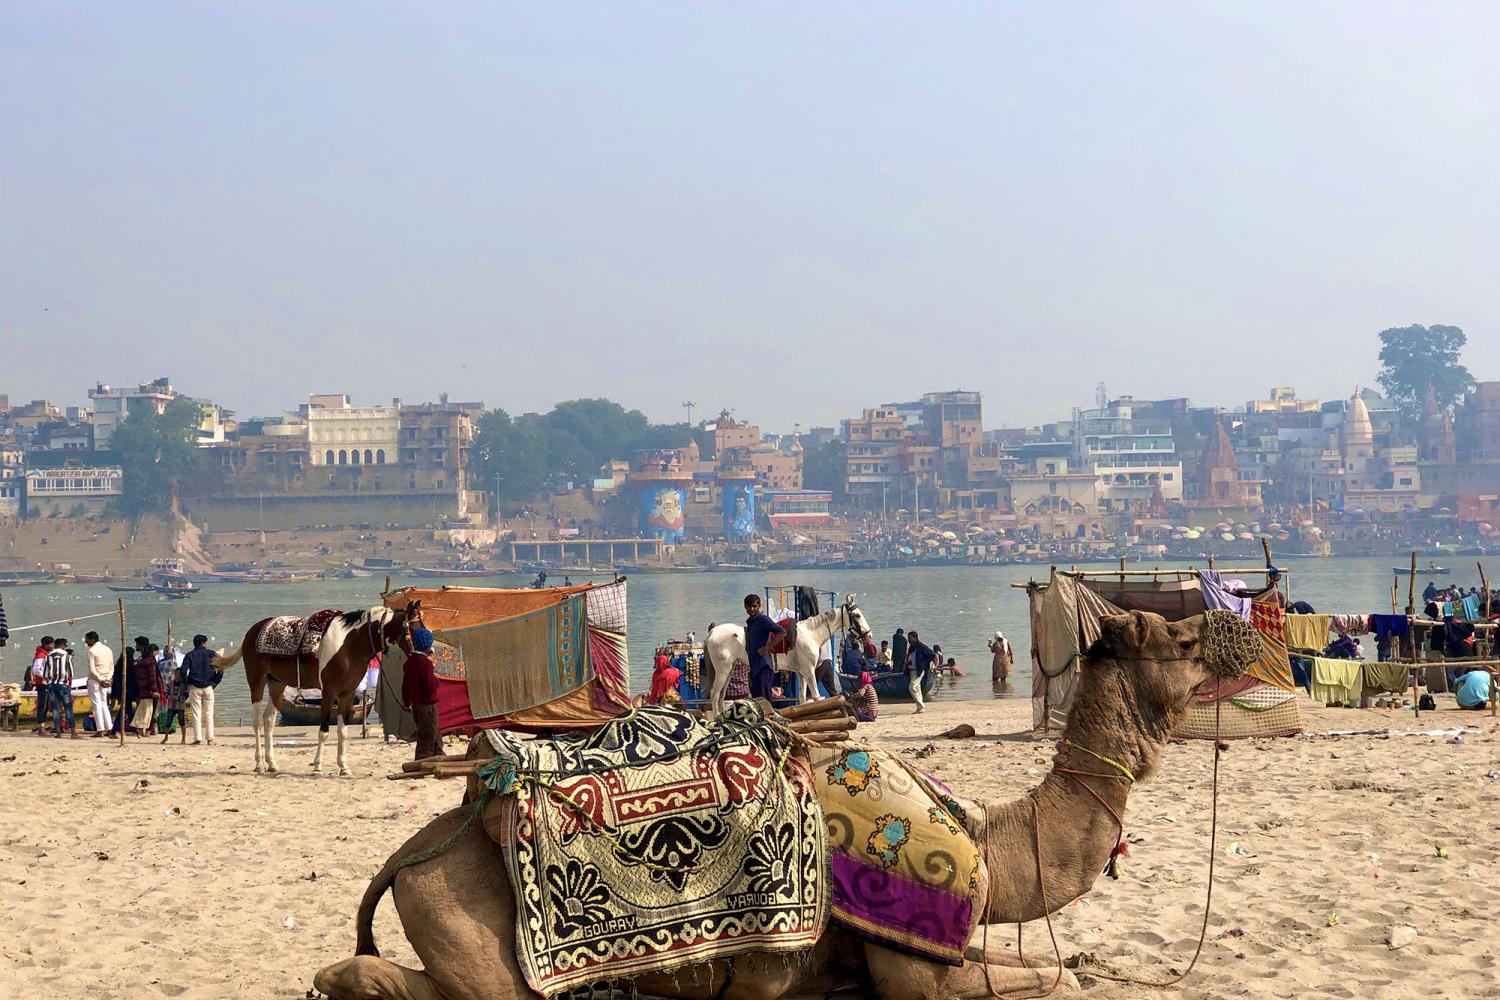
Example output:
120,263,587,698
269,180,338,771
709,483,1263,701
725,484,756,542
648,488,687,536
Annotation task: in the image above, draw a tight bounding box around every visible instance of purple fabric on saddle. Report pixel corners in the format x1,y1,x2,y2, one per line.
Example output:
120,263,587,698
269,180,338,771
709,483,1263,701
828,853,974,961
1198,570,1252,619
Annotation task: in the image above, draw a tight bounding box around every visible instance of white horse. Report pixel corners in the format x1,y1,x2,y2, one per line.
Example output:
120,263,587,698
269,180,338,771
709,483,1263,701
703,596,874,715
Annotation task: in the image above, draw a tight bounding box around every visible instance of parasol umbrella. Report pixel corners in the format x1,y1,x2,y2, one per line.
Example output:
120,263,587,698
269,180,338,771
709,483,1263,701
1220,532,1235,542
1238,532,1254,540
941,530,959,541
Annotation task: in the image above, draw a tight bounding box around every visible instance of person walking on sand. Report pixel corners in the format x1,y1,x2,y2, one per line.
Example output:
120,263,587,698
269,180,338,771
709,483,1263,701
905,630,934,714
180,634,221,745
402,627,442,760
42,638,80,739
83,631,113,737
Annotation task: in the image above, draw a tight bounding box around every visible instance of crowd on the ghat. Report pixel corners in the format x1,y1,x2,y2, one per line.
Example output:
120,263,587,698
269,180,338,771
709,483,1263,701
647,593,1020,725
15,631,225,742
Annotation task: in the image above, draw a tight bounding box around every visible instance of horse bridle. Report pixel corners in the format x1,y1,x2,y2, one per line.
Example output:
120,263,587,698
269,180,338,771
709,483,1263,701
842,601,872,645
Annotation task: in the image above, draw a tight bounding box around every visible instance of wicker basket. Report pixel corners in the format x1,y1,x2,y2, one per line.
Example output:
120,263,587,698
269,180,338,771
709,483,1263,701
1174,685,1303,740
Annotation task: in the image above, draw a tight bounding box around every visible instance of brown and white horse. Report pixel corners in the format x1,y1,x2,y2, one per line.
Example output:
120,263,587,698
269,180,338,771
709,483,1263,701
218,602,419,776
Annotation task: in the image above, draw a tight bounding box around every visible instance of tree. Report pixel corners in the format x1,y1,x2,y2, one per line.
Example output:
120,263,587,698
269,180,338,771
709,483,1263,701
468,398,695,503
803,439,847,498
110,397,204,517
1376,324,1473,421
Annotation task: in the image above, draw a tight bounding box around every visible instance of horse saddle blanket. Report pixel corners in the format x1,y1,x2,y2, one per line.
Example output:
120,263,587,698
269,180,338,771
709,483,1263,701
763,618,797,657
478,703,829,998
256,609,343,658
803,744,985,966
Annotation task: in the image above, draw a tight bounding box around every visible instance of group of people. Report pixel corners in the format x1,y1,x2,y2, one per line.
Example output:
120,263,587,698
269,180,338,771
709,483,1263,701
22,631,224,744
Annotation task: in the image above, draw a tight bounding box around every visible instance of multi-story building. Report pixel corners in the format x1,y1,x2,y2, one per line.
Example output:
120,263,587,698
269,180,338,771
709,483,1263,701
841,391,987,512
21,451,124,516
307,395,400,470
842,406,905,510
89,377,225,448
1072,397,1183,511
399,397,482,513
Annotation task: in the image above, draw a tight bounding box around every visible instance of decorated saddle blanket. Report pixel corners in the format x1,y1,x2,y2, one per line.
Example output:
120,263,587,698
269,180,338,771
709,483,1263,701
256,609,343,658
479,703,828,998
804,744,985,966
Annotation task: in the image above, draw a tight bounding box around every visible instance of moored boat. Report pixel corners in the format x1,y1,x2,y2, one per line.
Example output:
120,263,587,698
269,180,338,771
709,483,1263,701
839,668,937,703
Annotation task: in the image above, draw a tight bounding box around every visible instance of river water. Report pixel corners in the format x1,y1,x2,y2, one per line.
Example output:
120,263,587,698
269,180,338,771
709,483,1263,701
0,556,1444,724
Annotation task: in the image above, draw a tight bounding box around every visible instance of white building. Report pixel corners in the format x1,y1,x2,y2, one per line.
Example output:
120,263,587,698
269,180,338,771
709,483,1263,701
1072,398,1182,511
89,377,225,447
306,395,400,468
23,464,123,516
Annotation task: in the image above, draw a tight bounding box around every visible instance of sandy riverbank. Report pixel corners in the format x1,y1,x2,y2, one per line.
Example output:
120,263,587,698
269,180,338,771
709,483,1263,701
1,697,1495,999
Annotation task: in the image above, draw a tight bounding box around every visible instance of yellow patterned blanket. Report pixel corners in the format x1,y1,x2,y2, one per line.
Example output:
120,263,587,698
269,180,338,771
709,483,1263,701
804,744,985,965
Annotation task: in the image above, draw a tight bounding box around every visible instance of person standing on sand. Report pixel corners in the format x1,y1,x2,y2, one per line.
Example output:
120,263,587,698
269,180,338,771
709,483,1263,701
891,629,907,680
30,636,52,733
989,630,1013,688
180,634,222,745
42,638,79,739
129,640,163,737
905,630,934,713
83,632,113,736
743,594,785,702
402,627,442,760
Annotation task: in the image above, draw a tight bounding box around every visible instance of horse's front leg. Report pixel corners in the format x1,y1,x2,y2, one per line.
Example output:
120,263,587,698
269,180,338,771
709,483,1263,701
250,698,265,774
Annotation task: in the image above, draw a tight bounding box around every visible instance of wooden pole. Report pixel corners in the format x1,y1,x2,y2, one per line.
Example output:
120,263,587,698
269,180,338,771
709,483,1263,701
117,599,127,748
1479,561,1491,621
1406,551,1417,616
1390,578,1398,615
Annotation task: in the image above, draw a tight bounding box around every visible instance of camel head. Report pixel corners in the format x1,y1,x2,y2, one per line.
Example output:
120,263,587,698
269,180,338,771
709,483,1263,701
1073,609,1260,779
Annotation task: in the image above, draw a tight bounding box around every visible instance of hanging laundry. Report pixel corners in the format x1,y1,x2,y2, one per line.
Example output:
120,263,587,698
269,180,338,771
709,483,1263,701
1284,614,1331,651
1369,614,1409,641
1329,614,1370,635
1198,570,1252,619
1309,657,1362,705
1361,662,1411,697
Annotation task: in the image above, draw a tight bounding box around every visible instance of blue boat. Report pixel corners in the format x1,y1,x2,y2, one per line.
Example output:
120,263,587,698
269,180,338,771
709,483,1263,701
839,668,937,703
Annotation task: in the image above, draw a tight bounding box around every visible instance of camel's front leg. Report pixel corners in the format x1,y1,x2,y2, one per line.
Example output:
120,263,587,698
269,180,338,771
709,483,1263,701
864,941,1079,998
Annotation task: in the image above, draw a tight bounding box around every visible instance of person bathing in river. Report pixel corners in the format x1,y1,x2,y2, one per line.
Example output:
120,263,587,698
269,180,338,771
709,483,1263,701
989,630,1014,689
743,594,785,702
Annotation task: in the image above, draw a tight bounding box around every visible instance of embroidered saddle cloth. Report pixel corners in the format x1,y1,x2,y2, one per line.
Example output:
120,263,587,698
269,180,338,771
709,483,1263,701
256,609,343,657
479,703,828,998
803,744,985,966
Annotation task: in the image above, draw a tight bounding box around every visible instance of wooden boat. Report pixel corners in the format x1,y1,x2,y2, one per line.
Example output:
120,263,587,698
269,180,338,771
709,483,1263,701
409,564,493,578
278,692,372,726
15,687,94,725
1395,564,1450,575
107,583,155,592
838,668,937,703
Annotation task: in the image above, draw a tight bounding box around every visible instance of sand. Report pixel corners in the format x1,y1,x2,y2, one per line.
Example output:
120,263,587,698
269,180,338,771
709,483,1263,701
1,697,1495,1000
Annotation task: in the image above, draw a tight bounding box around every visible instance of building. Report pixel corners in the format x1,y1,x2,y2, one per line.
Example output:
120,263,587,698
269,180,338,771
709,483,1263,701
307,395,400,470
1188,419,1263,510
22,451,124,516
1072,397,1183,511
398,398,483,516
840,391,988,513
89,377,225,448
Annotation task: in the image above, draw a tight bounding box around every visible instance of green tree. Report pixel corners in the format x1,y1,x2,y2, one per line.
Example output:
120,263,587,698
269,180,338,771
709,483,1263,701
469,409,548,501
1377,324,1474,421
803,439,847,498
110,397,204,516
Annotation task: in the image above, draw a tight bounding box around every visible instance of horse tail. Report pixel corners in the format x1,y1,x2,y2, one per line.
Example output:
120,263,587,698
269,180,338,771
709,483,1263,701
701,635,718,696
216,644,245,669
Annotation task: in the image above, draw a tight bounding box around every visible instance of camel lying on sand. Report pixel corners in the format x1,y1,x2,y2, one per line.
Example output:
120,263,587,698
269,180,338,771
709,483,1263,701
315,608,1259,1000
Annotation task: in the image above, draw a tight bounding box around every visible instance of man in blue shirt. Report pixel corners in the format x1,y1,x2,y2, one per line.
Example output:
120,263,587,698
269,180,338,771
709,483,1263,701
179,634,222,745
905,630,934,714
743,594,785,702
1454,668,1492,710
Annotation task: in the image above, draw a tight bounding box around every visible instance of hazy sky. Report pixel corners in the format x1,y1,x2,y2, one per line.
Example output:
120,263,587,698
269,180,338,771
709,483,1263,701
3,4,1496,430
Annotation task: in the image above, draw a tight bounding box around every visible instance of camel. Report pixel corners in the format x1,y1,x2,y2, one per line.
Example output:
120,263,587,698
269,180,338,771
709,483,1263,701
314,608,1259,1000
217,602,418,776
703,596,875,715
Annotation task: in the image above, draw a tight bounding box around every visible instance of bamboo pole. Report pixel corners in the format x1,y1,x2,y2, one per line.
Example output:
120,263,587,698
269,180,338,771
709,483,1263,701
1479,562,1490,622
117,599,127,748
1406,551,1417,616
1390,578,1398,615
